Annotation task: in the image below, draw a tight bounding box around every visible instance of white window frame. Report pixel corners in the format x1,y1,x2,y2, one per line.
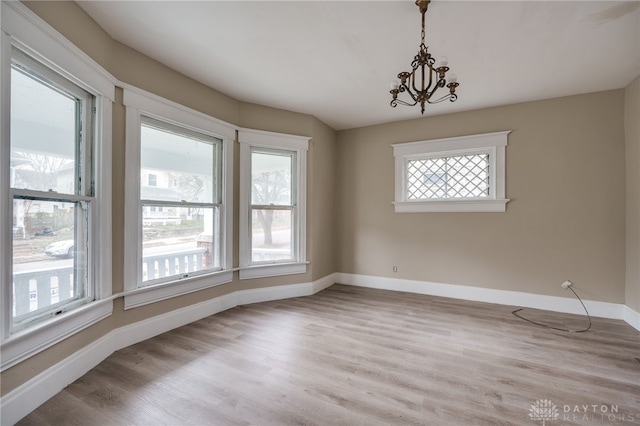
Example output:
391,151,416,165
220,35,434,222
392,131,510,213
0,1,114,370
238,129,309,279
122,86,234,309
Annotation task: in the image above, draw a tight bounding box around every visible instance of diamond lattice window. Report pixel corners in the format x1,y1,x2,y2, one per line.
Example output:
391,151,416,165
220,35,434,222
407,154,490,200
392,131,509,212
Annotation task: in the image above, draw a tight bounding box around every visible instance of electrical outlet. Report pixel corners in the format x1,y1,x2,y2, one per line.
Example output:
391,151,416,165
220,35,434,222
561,280,573,290
393,266,398,273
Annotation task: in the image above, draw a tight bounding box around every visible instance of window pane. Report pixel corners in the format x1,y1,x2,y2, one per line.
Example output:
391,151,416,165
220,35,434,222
407,154,490,200
141,122,219,203
251,209,293,262
251,150,294,206
10,66,78,194
12,198,88,326
141,206,220,283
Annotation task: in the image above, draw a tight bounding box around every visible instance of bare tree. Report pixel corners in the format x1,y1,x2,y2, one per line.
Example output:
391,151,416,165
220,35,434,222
171,173,204,200
13,152,72,192
252,170,290,246
12,152,73,235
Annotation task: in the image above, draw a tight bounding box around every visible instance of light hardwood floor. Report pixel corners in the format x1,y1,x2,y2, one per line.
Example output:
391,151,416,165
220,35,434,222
18,285,640,425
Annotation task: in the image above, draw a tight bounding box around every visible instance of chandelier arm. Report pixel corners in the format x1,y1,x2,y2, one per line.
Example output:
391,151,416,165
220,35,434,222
391,98,418,108
412,68,422,97
426,59,435,97
426,92,454,104
404,76,418,102
427,76,445,99
409,56,420,95
421,61,428,95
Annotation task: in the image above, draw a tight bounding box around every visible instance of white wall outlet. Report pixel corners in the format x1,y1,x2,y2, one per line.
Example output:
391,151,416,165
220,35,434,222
561,280,573,290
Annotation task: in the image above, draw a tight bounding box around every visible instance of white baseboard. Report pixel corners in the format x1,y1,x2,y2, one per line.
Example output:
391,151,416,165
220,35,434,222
234,273,335,306
336,273,638,329
0,332,114,426
623,305,640,331
112,292,238,352
1,273,338,426
3,272,635,425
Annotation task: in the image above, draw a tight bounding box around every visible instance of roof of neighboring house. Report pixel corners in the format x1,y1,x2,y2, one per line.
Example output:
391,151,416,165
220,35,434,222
140,186,184,202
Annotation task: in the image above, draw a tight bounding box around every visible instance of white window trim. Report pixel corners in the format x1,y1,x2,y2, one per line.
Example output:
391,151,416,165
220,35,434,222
0,1,115,370
238,128,309,280
392,131,510,213
122,85,235,309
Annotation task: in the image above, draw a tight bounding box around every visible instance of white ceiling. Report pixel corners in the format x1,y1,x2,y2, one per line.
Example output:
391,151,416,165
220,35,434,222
77,1,640,131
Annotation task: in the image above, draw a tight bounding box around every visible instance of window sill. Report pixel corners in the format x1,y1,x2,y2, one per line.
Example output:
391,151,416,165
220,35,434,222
0,299,113,371
239,262,307,280
393,199,509,213
124,270,233,309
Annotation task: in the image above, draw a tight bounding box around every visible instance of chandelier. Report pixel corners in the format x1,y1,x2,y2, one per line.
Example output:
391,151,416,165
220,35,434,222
390,0,459,114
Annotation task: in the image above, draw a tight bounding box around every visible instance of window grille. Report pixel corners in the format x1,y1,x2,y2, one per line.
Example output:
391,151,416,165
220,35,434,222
406,154,490,200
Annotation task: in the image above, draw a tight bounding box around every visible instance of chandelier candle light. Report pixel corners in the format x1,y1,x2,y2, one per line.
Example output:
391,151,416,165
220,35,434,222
390,0,459,114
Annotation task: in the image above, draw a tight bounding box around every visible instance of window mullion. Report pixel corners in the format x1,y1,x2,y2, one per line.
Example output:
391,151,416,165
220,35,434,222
250,204,294,210
444,157,450,198
141,200,219,209
1,31,11,341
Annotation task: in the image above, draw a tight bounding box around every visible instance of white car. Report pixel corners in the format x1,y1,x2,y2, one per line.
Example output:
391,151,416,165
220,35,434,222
45,240,75,258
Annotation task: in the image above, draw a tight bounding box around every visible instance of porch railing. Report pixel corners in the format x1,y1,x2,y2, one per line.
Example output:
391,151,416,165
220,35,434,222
251,248,291,262
142,248,207,281
12,266,73,317
12,248,207,316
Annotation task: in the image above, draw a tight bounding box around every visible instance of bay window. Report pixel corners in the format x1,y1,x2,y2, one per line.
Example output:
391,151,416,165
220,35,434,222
239,129,309,279
1,0,114,370
123,87,234,309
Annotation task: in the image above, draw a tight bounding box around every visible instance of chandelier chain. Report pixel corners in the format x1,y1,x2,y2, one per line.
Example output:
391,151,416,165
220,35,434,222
421,7,426,44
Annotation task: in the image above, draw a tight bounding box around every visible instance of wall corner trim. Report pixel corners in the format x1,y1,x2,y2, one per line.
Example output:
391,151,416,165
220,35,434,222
1,273,338,425
622,305,640,331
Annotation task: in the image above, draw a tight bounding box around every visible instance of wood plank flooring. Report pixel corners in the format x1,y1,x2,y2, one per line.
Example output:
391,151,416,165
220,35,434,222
17,284,640,425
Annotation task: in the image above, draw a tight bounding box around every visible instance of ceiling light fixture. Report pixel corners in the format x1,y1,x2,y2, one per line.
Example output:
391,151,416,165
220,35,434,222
390,0,459,114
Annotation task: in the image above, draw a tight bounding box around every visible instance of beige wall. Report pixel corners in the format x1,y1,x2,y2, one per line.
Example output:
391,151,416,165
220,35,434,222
2,1,338,396
310,118,339,280
336,91,627,304
3,0,635,404
625,76,640,312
